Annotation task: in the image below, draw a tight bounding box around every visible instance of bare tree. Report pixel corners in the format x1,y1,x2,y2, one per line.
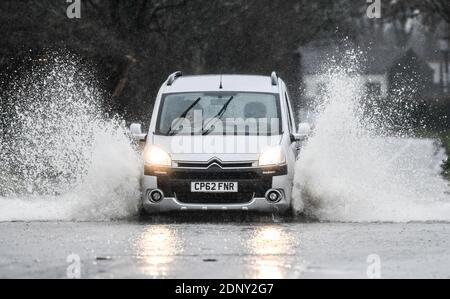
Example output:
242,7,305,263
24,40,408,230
426,0,450,24
1,0,448,122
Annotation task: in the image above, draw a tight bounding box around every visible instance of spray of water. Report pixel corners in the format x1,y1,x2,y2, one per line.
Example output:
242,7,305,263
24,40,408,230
1,52,449,223
292,51,450,222
0,56,142,221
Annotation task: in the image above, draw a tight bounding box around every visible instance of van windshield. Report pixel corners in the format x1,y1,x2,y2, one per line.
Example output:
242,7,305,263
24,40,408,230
156,92,282,136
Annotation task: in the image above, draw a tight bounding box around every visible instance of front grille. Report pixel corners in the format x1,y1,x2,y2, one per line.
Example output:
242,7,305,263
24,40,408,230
177,162,254,168
152,164,287,199
172,170,260,180
145,164,287,178
176,192,254,204
158,178,271,198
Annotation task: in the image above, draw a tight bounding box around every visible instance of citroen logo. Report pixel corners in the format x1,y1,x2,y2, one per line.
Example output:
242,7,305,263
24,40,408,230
207,158,223,169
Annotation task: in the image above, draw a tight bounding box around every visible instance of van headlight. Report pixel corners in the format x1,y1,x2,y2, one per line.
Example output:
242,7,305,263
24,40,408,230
259,146,286,167
143,146,172,167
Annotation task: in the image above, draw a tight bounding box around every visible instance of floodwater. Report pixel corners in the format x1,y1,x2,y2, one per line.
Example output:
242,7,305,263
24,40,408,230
0,220,449,279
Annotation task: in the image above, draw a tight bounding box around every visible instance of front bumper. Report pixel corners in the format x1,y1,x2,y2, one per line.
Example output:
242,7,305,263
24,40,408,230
141,164,292,214
142,196,290,213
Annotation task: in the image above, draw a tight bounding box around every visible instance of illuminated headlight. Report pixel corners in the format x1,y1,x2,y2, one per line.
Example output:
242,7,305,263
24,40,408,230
143,146,172,167
259,146,286,167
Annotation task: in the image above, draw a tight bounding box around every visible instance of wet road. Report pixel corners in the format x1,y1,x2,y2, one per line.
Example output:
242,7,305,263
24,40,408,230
0,219,449,279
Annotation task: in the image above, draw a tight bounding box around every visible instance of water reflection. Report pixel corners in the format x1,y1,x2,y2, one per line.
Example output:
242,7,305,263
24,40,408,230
135,224,302,278
246,226,301,279
135,226,180,278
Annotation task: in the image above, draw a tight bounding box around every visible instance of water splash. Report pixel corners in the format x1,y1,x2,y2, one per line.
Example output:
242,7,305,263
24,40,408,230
0,56,142,221
2,52,449,223
293,52,450,222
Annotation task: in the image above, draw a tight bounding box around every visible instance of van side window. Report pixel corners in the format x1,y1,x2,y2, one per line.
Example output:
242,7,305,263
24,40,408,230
285,92,294,133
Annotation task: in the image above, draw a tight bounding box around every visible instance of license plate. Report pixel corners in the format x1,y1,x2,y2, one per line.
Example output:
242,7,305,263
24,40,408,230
191,182,238,193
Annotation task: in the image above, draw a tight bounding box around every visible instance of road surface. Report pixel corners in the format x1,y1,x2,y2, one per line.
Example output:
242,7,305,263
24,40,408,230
0,217,449,279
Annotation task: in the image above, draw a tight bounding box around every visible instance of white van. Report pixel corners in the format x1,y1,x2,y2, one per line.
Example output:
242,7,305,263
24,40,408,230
131,72,310,214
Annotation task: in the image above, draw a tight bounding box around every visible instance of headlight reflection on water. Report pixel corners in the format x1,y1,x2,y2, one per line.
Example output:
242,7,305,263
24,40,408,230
135,226,180,278
246,226,303,279
135,225,304,279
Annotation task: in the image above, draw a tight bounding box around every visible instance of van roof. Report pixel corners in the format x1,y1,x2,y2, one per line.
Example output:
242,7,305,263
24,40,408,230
163,74,280,94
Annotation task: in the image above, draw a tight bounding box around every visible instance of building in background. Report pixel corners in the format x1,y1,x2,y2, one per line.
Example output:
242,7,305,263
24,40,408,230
299,41,446,105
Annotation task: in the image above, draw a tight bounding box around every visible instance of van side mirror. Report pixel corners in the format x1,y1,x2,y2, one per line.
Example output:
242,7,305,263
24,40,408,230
291,123,311,142
130,123,147,142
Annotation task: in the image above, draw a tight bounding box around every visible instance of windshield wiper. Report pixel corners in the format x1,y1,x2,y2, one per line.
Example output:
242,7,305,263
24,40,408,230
166,97,202,136
202,96,234,136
